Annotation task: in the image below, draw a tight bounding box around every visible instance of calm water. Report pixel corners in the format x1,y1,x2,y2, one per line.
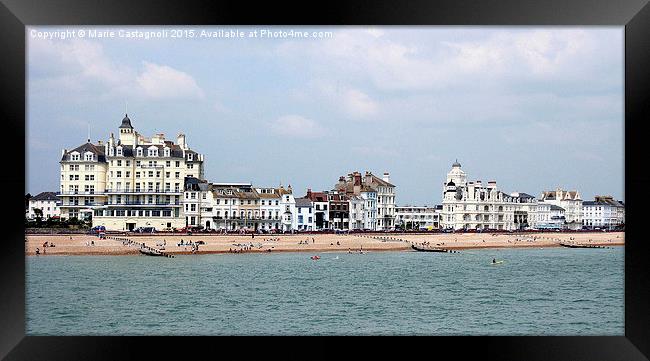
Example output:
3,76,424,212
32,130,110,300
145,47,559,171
26,247,624,335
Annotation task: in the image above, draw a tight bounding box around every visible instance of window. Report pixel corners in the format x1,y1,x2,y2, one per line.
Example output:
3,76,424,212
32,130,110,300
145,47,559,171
166,161,171,167
126,160,130,166
175,161,180,167
84,153,93,161
135,172,141,178
148,171,153,177
136,148,143,157
126,171,130,178
116,171,122,178
175,172,180,178
71,153,80,161
187,153,193,161
136,160,141,167
166,172,170,178
148,148,158,157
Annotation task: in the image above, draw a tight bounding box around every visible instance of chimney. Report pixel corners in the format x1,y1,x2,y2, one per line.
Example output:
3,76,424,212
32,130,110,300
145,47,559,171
383,172,390,183
177,133,186,150
287,184,292,193
97,140,103,145
306,188,312,199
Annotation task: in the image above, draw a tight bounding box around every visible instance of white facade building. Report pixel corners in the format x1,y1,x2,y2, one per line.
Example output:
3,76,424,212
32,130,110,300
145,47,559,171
59,114,205,231
440,161,537,231
295,197,315,231
27,192,62,219
539,188,583,230
582,195,625,229
395,205,441,230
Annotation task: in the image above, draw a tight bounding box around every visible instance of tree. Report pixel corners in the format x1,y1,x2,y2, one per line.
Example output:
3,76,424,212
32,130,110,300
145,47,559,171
25,193,32,211
34,208,43,226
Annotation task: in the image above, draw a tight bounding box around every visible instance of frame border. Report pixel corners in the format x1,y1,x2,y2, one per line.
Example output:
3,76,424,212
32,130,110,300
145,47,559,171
2,0,648,359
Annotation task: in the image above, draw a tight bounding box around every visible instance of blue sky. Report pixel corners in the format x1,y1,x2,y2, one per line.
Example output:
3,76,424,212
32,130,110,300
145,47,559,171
26,26,624,205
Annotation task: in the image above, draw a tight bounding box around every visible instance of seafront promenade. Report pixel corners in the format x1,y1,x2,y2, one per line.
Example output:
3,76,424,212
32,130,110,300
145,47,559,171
25,231,624,256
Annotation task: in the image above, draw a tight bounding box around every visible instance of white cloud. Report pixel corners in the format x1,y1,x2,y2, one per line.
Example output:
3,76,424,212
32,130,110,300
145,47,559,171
29,38,205,101
136,61,204,100
269,115,326,138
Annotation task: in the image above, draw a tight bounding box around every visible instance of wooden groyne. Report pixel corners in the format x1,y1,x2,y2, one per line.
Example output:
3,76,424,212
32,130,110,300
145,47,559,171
107,236,175,258
559,242,611,249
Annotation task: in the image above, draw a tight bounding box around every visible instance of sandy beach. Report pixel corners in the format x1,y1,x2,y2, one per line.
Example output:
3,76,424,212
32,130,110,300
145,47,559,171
25,231,624,256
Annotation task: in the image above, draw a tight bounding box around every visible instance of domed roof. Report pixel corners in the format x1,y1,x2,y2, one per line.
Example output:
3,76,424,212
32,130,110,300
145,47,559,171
447,180,456,187
119,114,133,129
452,159,461,168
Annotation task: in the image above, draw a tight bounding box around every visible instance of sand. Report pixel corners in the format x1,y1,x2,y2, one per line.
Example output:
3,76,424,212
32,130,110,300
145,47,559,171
25,231,625,256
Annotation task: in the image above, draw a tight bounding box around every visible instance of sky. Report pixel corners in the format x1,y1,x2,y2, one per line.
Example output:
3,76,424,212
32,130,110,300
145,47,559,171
26,26,624,205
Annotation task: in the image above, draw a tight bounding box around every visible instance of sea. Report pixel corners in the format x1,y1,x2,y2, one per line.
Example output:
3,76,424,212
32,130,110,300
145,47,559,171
26,246,624,335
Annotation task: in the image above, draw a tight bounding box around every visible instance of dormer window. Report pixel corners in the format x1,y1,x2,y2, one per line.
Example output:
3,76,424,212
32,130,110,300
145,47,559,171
164,147,170,157
84,152,93,161
70,152,80,161
148,147,158,157
187,153,193,161
116,146,123,156
136,147,143,157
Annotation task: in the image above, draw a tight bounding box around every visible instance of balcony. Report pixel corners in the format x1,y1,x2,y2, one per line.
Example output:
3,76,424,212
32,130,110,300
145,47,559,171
105,201,181,206
105,189,182,194
58,191,105,196
61,202,104,207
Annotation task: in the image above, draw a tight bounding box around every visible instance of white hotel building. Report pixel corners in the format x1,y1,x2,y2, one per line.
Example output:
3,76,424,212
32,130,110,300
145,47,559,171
59,114,205,231
440,161,538,231
394,205,441,230
582,195,625,229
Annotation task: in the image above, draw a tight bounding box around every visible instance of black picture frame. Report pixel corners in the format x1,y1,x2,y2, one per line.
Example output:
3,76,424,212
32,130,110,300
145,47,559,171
2,0,649,359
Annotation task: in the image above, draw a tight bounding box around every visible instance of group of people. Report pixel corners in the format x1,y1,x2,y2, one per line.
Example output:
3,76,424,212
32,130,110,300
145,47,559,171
298,238,315,245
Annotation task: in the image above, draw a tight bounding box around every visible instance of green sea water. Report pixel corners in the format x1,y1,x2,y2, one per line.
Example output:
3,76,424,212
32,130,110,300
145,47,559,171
26,247,624,335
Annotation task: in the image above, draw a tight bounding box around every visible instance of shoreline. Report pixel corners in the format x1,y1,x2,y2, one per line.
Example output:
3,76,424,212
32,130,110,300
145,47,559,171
25,231,624,256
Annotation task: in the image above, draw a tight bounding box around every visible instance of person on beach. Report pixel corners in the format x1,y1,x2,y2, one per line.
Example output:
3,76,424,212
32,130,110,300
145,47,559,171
492,258,496,264
35,248,40,255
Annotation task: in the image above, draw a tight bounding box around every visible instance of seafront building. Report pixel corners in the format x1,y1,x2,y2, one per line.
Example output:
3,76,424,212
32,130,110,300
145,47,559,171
440,161,538,231
27,192,62,219
582,195,625,229
54,116,622,233
538,188,583,230
305,189,330,230
59,114,205,230
295,197,315,231
333,171,394,230
394,205,441,230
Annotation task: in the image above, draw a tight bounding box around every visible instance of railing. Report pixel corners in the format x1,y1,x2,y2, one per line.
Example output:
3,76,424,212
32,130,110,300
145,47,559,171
105,189,182,194
61,202,104,207
105,201,181,206
58,191,105,195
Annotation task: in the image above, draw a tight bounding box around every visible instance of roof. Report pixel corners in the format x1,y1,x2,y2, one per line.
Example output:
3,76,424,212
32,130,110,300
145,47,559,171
119,114,133,129
307,192,328,202
367,173,395,187
295,197,313,208
112,143,188,159
31,192,60,202
550,205,565,211
61,142,107,162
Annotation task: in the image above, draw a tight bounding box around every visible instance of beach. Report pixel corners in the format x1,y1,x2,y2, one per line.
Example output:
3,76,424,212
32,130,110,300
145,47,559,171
25,231,624,256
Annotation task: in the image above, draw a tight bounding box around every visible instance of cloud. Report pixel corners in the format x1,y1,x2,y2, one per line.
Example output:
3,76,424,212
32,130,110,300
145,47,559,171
136,61,204,99
269,115,326,138
28,38,205,101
